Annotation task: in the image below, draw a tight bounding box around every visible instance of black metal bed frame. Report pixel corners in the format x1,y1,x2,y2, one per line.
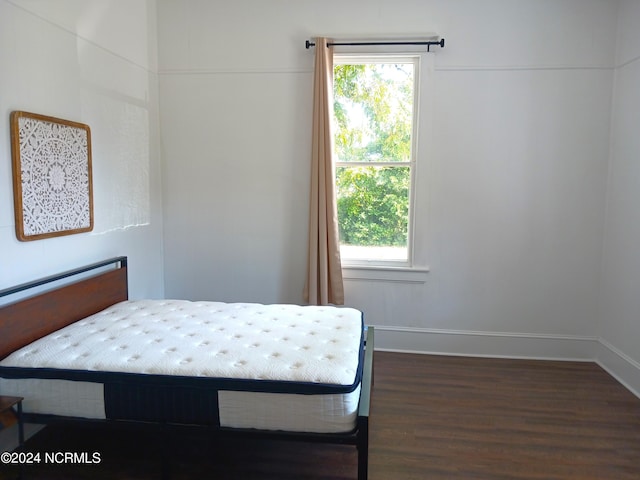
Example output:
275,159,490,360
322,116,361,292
1,257,374,480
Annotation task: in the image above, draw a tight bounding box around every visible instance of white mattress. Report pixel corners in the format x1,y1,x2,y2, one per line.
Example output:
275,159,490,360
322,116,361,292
0,300,364,433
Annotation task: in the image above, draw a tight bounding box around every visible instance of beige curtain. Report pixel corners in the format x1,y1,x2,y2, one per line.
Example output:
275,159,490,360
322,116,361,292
304,37,344,306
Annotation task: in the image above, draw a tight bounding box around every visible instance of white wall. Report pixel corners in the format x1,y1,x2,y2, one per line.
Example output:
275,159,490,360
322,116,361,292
157,0,617,358
0,0,164,299
597,0,640,396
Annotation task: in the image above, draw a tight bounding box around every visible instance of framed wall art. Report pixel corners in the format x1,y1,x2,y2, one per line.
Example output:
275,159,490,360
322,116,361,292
10,111,94,241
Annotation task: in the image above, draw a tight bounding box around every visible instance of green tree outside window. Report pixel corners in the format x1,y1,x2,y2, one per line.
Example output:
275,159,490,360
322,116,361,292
333,61,415,257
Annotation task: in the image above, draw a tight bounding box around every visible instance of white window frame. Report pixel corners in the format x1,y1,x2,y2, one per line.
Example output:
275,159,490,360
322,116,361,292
333,54,421,271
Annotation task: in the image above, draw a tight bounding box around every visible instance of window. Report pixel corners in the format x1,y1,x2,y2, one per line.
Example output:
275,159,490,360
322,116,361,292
333,55,419,266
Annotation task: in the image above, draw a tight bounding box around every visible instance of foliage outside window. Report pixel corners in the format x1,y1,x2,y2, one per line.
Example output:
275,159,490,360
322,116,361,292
333,56,418,264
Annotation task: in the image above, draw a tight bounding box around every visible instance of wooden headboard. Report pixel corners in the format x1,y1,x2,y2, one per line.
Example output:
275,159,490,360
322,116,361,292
0,257,128,360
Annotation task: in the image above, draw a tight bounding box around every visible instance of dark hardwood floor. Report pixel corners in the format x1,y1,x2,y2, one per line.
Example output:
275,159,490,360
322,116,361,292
370,352,640,480
2,351,639,479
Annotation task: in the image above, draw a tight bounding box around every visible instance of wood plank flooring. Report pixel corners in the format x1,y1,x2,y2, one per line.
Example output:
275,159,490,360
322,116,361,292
370,352,640,480
2,351,639,479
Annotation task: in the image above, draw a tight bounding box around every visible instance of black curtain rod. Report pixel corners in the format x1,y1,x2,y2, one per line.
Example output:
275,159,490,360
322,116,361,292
305,38,445,52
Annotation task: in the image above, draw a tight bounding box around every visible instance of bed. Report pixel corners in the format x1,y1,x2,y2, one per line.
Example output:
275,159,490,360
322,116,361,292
0,257,374,479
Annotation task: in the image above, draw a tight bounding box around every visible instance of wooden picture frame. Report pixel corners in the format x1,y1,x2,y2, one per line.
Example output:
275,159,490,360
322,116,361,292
10,111,94,241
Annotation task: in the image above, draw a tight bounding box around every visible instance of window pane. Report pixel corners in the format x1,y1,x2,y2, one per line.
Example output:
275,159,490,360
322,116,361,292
333,63,414,163
336,165,410,253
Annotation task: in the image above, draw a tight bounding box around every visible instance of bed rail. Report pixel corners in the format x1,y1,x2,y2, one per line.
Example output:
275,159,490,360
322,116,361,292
356,326,374,480
358,326,374,419
0,256,127,298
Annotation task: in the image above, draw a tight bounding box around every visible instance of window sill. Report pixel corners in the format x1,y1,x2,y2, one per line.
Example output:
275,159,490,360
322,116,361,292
342,265,429,284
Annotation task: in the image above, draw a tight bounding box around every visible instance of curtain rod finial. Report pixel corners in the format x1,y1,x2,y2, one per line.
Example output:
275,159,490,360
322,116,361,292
305,40,315,49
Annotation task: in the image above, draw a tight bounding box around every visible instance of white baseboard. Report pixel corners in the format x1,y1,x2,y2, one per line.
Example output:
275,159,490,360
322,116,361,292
595,340,640,399
372,325,640,399
372,325,598,361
